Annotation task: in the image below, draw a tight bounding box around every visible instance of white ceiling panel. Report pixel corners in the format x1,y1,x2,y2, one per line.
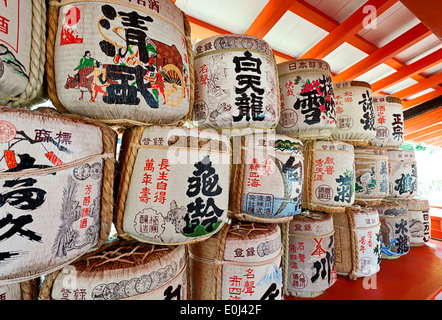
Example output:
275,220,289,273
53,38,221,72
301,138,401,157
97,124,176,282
353,63,397,84
322,42,368,74
405,87,435,100
303,0,367,23
381,78,418,95
395,34,442,64
357,1,420,47
263,11,329,58
175,0,270,34
421,62,442,77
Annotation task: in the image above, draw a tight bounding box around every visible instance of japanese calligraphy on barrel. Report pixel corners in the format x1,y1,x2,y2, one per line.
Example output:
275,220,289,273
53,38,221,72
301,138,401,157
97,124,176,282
388,149,417,199
354,146,389,204
404,197,430,247
0,0,46,107
283,212,336,298
40,240,188,300
0,107,116,285
191,34,279,132
371,96,404,149
333,206,381,279
48,0,193,126
189,221,283,300
276,59,336,140
332,81,376,146
115,125,231,245
374,202,410,259
303,140,355,214
230,132,303,223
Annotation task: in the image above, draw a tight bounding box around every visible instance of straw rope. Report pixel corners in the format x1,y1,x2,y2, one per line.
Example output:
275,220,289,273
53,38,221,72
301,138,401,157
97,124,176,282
0,0,47,107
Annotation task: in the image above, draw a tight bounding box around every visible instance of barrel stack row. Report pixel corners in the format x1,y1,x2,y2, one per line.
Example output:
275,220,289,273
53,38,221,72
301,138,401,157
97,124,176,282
0,0,431,300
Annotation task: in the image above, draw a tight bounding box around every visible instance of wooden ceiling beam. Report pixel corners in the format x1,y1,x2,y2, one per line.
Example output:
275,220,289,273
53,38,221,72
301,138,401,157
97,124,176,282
333,22,432,82
392,72,442,99
410,128,442,143
405,123,442,140
402,89,442,110
244,0,293,38
371,48,442,93
299,0,398,60
404,107,442,134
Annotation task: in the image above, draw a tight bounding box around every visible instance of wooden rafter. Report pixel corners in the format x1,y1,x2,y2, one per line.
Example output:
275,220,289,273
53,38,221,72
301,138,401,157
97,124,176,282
402,89,442,110
244,0,294,38
392,72,442,99
404,107,442,134
410,129,442,143
333,22,432,82
299,0,399,60
405,123,442,140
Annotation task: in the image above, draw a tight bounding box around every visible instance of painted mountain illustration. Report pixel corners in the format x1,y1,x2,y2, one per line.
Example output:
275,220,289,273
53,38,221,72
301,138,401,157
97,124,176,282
0,44,28,79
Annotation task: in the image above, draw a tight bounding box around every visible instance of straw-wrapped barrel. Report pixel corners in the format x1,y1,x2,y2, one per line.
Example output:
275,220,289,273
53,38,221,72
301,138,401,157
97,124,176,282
47,0,194,127
388,149,418,199
276,59,336,140
354,146,389,205
282,212,336,298
303,140,355,214
39,239,188,300
374,202,410,259
115,125,231,245
0,279,40,300
333,206,381,279
191,34,279,134
189,221,283,300
0,107,116,285
230,132,303,223
0,0,47,107
405,196,431,247
371,96,404,149
332,81,375,146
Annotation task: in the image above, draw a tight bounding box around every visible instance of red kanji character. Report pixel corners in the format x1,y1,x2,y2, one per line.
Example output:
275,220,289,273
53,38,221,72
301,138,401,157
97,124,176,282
144,159,155,172
154,191,166,204
158,159,170,171
142,173,152,185
158,171,168,181
311,238,327,257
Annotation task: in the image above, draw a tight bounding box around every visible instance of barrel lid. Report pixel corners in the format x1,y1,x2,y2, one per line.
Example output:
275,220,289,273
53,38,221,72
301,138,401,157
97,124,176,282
290,212,334,236
354,146,388,157
314,140,354,153
243,132,303,158
388,149,416,162
403,196,429,211
373,95,402,105
374,202,408,217
334,80,372,90
346,206,380,229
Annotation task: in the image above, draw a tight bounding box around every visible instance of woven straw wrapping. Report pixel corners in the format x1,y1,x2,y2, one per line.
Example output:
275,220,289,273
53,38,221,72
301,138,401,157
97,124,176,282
371,96,404,149
39,239,188,300
0,106,116,286
45,0,194,129
282,212,336,298
0,279,40,300
276,59,336,141
191,34,280,134
0,0,47,107
189,221,283,300
387,149,417,199
230,132,304,223
302,140,355,214
402,196,430,247
115,125,231,245
354,146,389,205
374,201,410,259
331,81,376,146
332,206,381,280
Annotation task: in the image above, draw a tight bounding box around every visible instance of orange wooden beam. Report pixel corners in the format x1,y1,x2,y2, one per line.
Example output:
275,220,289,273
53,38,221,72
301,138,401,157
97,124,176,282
405,123,442,140
416,135,442,146
410,128,442,143
299,0,398,60
334,23,432,82
392,72,442,99
244,0,293,38
404,108,442,134
371,48,442,93
402,89,442,110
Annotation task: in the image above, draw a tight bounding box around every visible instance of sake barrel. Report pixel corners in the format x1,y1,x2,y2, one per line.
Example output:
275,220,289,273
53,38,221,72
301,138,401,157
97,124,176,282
371,96,404,149
375,202,410,259
189,221,283,300
332,81,375,146
39,240,188,300
48,0,193,126
405,197,431,246
0,279,39,300
230,132,303,223
0,107,116,285
303,140,355,214
115,125,231,245
191,34,279,133
276,59,336,140
354,146,389,204
333,206,381,280
0,0,46,107
388,149,417,199
283,212,336,298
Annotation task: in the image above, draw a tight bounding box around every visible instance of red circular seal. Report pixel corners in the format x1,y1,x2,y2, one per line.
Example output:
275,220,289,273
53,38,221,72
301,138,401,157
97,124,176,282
0,120,17,143
290,271,308,289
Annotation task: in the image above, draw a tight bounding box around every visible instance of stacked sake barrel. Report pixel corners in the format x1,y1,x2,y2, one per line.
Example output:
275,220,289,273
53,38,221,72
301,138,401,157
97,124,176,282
188,34,289,300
